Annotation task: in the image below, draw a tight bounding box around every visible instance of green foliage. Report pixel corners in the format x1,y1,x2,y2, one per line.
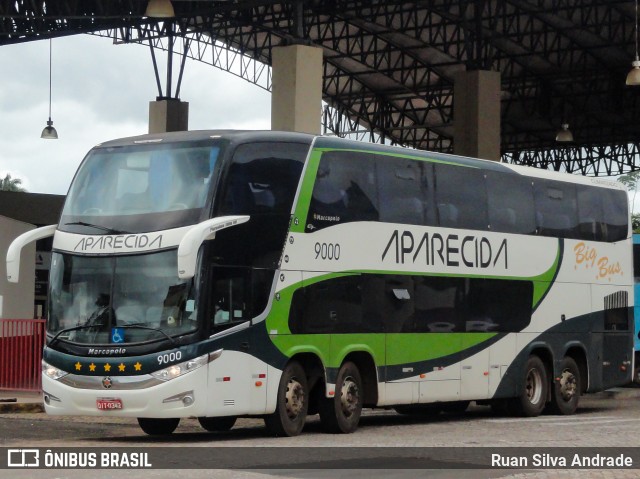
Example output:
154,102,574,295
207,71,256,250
617,171,640,191
618,171,640,217
0,173,27,192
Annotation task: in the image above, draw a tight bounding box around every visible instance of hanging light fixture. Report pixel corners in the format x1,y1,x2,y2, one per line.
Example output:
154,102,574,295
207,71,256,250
41,38,58,139
627,0,640,86
555,123,574,143
145,0,175,18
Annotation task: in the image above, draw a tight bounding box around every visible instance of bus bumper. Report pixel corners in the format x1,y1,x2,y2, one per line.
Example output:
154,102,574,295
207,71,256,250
42,367,209,418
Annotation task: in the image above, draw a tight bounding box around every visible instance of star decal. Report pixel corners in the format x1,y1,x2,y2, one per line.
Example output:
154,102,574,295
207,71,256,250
89,363,96,372
104,363,112,372
118,363,126,372
75,362,82,371
134,362,142,371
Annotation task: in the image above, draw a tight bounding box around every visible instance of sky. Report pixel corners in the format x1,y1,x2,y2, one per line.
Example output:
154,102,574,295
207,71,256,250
0,34,271,195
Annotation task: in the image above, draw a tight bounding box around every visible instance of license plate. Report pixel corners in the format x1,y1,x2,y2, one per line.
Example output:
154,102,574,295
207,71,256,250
96,398,123,411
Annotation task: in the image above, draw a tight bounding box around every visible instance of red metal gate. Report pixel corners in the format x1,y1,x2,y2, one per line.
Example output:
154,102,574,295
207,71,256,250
0,319,46,391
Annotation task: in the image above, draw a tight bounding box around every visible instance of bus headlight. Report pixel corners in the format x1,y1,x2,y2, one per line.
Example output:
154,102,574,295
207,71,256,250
42,360,69,381
151,353,208,381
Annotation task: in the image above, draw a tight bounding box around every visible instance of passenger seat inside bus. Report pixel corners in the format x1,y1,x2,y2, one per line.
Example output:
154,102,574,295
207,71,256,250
437,203,458,227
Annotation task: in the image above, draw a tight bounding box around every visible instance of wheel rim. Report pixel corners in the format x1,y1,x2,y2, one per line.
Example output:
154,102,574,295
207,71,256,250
525,367,543,404
340,375,360,418
558,368,577,402
285,377,305,419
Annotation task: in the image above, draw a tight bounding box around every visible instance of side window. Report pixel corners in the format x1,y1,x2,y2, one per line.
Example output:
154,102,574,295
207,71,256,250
219,142,307,216
601,189,629,242
465,279,532,333
404,276,532,333
306,151,379,231
533,179,578,238
376,156,434,226
434,163,488,230
211,268,248,328
289,275,364,334
576,185,605,241
486,172,536,235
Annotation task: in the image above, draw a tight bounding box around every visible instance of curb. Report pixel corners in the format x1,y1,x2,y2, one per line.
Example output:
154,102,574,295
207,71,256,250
0,394,45,414
0,401,45,414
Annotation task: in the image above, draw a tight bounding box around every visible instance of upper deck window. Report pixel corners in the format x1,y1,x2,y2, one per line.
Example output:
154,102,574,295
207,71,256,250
60,141,222,234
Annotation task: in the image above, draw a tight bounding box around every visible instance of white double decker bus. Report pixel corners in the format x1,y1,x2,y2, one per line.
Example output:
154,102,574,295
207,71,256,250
7,130,633,436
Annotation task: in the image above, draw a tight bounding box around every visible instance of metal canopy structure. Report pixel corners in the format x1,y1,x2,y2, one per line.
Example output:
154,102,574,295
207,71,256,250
1,0,639,176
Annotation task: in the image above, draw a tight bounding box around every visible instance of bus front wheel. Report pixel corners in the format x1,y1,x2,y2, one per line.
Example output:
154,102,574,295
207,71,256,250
137,417,180,436
508,355,548,417
264,361,308,436
547,356,581,415
319,361,363,434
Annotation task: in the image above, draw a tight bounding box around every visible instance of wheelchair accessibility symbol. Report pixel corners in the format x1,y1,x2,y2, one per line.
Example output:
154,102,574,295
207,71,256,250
111,327,124,344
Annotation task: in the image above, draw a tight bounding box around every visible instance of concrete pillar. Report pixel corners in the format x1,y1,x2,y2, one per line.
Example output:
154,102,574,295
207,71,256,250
453,70,501,161
271,44,323,135
148,99,189,134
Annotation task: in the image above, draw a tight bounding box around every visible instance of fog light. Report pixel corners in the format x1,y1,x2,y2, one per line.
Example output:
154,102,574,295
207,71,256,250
182,395,194,406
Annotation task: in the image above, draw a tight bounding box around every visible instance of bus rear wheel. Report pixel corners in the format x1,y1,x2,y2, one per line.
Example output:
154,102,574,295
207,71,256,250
547,356,581,415
319,361,363,434
198,416,237,432
137,417,180,435
264,361,308,436
508,354,548,417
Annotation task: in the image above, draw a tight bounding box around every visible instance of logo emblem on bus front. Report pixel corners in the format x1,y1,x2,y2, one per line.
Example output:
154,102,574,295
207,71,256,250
102,377,113,389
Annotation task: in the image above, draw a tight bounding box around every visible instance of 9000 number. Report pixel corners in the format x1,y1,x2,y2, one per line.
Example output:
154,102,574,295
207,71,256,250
157,351,182,365
315,242,340,260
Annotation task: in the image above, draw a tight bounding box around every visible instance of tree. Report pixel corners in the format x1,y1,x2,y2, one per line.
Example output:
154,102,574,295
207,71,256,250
618,170,639,210
0,173,27,192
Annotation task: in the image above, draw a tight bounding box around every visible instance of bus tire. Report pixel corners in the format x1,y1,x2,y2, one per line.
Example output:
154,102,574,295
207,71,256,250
547,356,581,415
264,361,308,437
198,416,237,432
509,355,548,417
137,417,180,435
319,361,363,434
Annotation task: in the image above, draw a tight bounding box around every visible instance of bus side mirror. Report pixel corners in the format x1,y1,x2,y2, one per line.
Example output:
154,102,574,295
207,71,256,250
177,215,250,279
6,224,57,283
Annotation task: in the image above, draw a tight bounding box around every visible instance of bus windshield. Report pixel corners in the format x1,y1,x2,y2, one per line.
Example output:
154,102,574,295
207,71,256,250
60,141,222,234
48,250,198,345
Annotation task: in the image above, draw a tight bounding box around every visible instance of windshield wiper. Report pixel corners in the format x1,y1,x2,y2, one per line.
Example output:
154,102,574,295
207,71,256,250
49,323,105,346
118,323,176,345
64,222,129,235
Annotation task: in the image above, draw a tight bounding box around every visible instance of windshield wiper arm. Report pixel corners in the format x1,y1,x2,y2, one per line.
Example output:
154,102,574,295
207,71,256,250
118,324,176,345
64,222,129,235
49,323,105,346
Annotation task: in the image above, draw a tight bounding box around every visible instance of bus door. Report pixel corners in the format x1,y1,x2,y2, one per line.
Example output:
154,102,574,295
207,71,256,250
205,266,270,415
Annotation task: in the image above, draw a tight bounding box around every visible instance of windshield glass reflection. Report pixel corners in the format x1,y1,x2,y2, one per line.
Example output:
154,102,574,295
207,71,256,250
48,250,197,345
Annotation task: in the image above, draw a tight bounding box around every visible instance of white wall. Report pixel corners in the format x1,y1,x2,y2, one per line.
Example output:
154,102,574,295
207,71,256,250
0,215,35,319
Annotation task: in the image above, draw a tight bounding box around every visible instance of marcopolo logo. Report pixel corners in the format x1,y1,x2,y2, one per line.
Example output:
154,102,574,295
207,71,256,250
7,449,39,467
